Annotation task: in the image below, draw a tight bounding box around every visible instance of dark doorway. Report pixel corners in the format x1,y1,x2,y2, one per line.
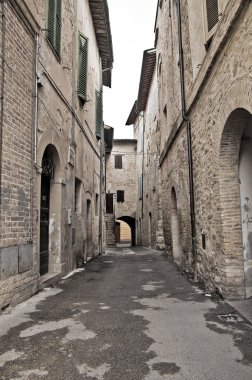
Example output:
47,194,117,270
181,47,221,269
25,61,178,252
40,175,50,275
40,148,54,275
106,193,114,213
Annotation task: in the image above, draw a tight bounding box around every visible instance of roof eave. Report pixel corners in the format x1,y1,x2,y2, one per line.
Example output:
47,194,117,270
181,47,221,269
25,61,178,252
89,0,114,87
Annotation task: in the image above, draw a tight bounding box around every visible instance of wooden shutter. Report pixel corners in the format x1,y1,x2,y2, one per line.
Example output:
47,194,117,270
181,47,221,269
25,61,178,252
117,190,124,203
96,90,103,139
55,0,62,57
47,0,61,59
115,155,122,169
47,1,56,48
106,193,113,213
78,34,88,101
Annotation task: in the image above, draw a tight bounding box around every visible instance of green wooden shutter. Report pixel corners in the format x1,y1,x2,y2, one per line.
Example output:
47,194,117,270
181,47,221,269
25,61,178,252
96,90,103,139
47,1,56,47
47,0,61,59
78,34,88,102
206,0,219,32
55,0,62,57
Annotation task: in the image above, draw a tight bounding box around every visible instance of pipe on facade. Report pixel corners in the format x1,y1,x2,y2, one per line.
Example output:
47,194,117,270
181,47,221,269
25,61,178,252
0,0,6,205
176,0,197,281
98,122,104,255
29,33,39,243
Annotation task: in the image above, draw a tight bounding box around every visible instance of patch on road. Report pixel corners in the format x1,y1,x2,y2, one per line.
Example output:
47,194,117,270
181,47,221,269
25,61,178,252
152,362,180,375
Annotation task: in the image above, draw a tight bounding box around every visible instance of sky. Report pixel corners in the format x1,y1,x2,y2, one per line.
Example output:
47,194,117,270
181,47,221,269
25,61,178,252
103,0,157,139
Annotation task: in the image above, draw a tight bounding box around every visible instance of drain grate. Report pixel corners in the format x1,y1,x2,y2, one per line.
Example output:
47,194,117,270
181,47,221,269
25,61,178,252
218,313,243,322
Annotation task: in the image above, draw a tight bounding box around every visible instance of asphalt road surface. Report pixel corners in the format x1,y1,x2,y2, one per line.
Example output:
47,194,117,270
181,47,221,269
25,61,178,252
0,246,252,380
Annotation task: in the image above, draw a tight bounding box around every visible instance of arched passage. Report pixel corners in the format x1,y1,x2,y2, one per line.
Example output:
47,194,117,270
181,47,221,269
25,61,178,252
116,216,136,246
171,187,182,264
219,108,252,298
39,144,62,275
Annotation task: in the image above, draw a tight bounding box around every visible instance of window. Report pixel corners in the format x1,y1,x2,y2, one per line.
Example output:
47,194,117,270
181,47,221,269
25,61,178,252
117,190,124,203
106,193,113,213
47,0,62,60
138,175,143,200
77,34,88,102
115,155,122,169
95,193,99,216
203,0,219,43
75,178,82,213
96,90,103,139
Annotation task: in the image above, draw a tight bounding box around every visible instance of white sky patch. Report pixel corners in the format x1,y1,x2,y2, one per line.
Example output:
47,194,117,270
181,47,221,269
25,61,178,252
104,0,157,138
61,268,85,280
0,349,23,368
11,369,48,380
77,363,111,379
0,288,62,338
20,318,96,343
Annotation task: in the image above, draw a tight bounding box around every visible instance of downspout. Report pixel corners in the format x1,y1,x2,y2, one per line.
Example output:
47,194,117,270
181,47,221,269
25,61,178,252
0,0,5,205
141,112,145,220
34,33,39,166
29,33,39,244
98,121,104,255
176,0,197,281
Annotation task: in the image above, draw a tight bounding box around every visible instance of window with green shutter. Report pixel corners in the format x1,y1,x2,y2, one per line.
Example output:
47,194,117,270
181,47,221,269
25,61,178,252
78,34,88,102
96,90,103,140
47,0,62,60
203,0,219,44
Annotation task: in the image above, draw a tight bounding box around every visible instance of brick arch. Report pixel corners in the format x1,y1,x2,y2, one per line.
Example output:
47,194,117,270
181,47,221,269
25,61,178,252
218,107,251,299
37,130,66,181
38,134,67,276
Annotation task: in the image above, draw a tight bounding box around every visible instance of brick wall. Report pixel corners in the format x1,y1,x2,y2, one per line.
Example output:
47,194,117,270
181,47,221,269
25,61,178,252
0,1,37,309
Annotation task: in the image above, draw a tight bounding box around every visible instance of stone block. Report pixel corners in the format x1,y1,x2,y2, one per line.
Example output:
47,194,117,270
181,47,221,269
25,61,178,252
0,246,18,280
18,244,33,273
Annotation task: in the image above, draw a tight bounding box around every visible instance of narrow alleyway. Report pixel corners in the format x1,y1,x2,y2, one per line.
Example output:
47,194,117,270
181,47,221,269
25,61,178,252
0,247,252,380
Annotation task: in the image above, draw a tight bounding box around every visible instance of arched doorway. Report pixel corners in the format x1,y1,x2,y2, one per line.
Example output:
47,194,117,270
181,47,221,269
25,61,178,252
39,145,62,276
219,108,252,298
115,220,131,245
171,187,182,264
40,148,54,275
116,216,136,246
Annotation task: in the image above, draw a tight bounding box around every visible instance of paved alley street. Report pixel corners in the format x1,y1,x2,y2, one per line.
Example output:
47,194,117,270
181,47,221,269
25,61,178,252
0,247,252,380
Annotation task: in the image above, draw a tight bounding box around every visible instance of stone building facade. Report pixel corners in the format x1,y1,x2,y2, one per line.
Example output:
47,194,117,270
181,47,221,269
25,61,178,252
126,0,251,300
155,0,252,299
126,49,165,250
105,139,137,246
0,0,113,310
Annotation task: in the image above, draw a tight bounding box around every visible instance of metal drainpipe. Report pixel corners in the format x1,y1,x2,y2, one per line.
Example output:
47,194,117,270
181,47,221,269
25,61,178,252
98,122,104,255
0,0,6,205
141,111,145,221
176,0,197,281
29,33,39,244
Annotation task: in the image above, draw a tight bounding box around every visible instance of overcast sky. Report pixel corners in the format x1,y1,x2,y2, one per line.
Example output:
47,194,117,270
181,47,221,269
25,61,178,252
103,0,157,139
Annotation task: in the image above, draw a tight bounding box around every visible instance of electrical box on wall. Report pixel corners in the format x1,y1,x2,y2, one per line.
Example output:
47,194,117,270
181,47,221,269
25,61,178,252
67,209,72,225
